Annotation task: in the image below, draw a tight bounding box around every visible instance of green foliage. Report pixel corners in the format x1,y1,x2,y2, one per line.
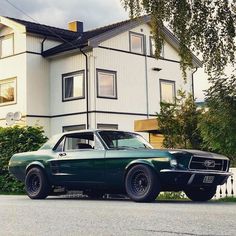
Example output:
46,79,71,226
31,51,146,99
121,0,236,78
199,73,236,162
157,90,202,149
157,191,186,200
0,126,48,193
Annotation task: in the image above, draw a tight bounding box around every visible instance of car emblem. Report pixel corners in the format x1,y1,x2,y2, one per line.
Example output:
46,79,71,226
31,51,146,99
203,160,215,168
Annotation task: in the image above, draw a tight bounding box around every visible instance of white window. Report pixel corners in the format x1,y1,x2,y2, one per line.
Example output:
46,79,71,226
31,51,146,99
0,78,16,105
0,35,14,58
63,124,86,132
150,37,164,57
62,71,84,101
97,124,118,130
97,70,117,99
130,32,144,54
160,80,176,103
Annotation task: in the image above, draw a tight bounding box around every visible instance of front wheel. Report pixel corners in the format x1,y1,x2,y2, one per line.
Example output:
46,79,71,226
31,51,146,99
125,165,161,202
184,186,216,202
25,167,50,199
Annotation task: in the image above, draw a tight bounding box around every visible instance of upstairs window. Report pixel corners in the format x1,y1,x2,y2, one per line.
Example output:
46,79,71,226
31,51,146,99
0,78,16,105
97,69,117,99
130,32,144,54
150,37,164,58
62,71,84,101
0,35,14,58
160,79,176,104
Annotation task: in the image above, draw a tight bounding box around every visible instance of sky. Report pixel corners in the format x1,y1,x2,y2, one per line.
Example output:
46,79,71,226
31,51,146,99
0,0,209,101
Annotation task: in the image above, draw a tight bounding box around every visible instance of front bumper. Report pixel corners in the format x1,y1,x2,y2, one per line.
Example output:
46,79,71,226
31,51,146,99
159,169,232,190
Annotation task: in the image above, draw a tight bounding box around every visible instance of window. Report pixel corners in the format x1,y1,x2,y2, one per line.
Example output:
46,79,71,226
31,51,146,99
55,132,104,152
97,123,118,130
97,69,117,99
150,37,164,57
130,32,144,54
63,124,86,132
0,35,14,58
0,78,16,105
62,71,84,101
160,80,176,103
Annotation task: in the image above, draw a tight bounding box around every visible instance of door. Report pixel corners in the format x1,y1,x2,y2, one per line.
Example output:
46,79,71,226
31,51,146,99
50,131,105,187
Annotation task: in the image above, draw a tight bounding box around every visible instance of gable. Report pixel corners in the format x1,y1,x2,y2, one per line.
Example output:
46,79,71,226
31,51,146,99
99,23,181,62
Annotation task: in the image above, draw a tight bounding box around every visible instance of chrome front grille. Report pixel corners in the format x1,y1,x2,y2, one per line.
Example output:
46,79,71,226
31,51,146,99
189,156,228,171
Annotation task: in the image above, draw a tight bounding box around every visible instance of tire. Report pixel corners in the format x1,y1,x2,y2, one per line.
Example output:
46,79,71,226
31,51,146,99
25,167,50,199
184,186,217,202
125,164,161,202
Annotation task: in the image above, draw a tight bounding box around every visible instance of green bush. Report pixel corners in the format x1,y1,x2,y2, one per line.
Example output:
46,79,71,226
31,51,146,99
0,126,48,193
157,191,186,200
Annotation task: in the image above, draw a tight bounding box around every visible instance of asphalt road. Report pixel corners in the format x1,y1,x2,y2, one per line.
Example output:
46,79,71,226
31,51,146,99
0,195,235,236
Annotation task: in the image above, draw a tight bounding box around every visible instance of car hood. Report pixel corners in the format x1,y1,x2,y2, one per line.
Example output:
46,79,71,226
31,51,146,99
166,149,229,160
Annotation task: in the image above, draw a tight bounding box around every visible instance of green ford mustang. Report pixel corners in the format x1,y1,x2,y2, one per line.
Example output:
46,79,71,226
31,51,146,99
9,130,232,202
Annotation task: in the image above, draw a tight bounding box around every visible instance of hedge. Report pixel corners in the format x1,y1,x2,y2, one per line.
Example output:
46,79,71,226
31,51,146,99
0,126,48,193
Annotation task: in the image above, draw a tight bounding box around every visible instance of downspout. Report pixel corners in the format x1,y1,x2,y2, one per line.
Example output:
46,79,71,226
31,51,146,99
191,67,198,100
41,37,47,53
80,47,89,129
144,49,149,119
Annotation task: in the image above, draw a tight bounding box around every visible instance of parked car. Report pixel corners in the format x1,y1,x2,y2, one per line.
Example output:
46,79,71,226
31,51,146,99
9,130,232,202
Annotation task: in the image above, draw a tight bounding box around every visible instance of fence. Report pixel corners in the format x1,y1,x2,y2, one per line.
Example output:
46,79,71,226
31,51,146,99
215,168,236,199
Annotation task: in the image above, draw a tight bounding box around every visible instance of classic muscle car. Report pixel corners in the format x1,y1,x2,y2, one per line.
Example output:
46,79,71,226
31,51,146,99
9,130,232,202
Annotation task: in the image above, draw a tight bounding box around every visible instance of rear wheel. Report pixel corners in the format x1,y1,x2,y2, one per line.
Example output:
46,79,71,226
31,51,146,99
184,186,217,202
125,165,161,202
25,167,50,199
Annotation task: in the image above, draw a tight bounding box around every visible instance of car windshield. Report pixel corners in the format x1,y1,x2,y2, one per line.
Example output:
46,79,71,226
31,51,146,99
98,131,153,149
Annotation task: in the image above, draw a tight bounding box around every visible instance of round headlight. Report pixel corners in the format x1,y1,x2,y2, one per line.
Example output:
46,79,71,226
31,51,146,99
170,159,178,167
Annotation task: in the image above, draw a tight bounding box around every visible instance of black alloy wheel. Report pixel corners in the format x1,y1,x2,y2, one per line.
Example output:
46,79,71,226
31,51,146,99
184,186,217,201
125,164,161,202
25,167,50,199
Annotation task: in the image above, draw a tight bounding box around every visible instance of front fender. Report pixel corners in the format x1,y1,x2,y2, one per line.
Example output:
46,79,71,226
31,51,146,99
26,161,46,173
125,159,156,172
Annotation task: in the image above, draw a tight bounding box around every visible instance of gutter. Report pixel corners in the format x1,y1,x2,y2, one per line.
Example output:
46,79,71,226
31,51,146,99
80,47,89,129
191,67,198,100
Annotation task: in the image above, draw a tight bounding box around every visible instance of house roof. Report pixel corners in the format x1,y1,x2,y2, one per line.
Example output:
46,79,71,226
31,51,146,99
4,15,202,67
7,17,80,40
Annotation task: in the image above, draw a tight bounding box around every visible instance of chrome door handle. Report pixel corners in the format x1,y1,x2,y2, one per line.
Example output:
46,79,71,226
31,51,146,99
59,153,67,157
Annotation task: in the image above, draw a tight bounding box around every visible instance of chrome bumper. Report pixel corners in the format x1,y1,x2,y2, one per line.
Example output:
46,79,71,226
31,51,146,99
160,169,233,176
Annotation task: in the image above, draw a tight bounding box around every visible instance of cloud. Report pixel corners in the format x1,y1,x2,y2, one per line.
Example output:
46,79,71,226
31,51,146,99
0,0,129,30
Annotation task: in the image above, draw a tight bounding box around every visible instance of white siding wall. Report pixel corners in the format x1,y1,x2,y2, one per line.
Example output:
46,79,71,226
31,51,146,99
0,54,27,126
50,53,87,116
26,34,62,53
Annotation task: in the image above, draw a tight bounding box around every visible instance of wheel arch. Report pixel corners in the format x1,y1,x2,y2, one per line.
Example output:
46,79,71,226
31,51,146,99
124,159,159,180
25,161,46,174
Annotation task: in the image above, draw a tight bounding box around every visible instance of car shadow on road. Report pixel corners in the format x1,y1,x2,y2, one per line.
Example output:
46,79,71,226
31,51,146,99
44,195,225,204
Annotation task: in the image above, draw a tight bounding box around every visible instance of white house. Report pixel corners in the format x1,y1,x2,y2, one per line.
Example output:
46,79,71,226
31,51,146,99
0,15,202,143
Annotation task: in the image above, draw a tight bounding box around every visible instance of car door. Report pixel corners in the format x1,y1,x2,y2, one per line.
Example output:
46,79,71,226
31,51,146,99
50,132,105,187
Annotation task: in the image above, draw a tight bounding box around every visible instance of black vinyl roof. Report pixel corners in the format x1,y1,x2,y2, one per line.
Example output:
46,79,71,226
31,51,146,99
7,16,134,57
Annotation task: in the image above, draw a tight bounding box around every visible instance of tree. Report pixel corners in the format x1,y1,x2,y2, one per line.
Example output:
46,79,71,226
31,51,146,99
121,0,235,78
157,91,202,149
0,126,48,193
199,73,236,162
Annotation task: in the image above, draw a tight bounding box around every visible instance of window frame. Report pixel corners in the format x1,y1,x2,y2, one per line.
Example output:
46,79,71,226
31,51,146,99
129,31,145,55
159,79,176,104
0,77,17,107
96,69,118,99
0,34,14,58
62,70,85,102
62,124,86,133
150,36,164,58
97,123,118,130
